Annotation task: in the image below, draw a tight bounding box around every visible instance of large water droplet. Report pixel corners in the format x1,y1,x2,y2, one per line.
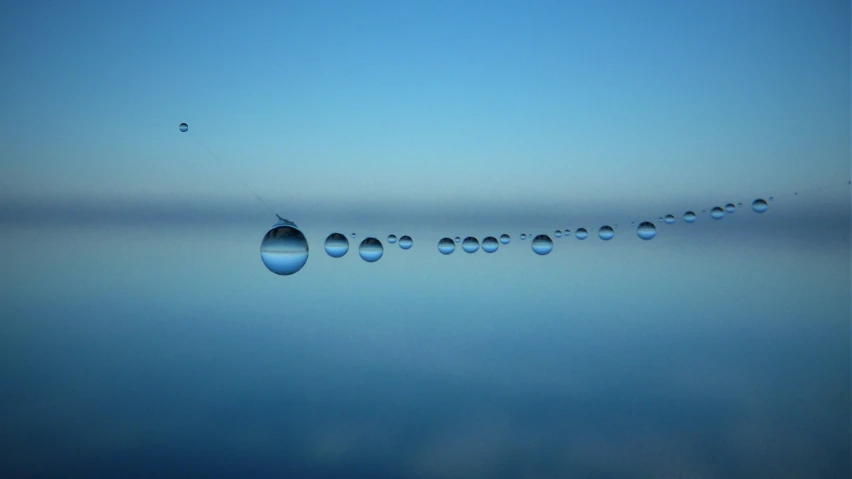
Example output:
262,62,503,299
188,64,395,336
438,237,455,255
462,237,480,253
598,225,614,240
482,236,499,253
260,223,309,275
725,203,736,213
520,233,527,240
499,234,511,244
398,235,413,250
179,122,188,132
575,228,588,240
752,198,768,213
683,211,697,223
324,233,349,258
554,230,562,238
387,234,397,244
359,238,384,262
664,215,675,224
636,222,656,240
710,207,725,219
531,235,554,255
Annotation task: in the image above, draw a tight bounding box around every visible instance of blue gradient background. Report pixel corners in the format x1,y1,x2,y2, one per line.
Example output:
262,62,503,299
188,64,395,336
1,1,850,477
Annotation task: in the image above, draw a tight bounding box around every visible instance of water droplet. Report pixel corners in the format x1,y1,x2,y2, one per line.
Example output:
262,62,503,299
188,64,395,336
664,215,675,224
462,237,480,253
701,209,707,213
531,235,554,255
752,198,768,213
358,238,384,262
575,228,588,240
710,207,725,219
684,211,697,223
725,203,736,213
794,192,798,196
351,233,356,238
520,233,527,240
179,122,188,132
554,230,562,238
499,234,511,244
398,235,413,250
454,236,461,243
630,222,636,226
260,222,309,275
613,224,619,229
437,237,455,255
563,229,571,236
737,202,743,208
598,225,614,240
636,222,656,240
387,234,397,243
324,233,349,258
769,197,774,202
482,236,499,253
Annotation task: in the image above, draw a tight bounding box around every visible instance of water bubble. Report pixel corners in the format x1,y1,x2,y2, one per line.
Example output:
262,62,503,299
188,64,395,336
710,207,725,219
636,222,656,240
752,198,768,213
554,230,563,238
684,211,697,223
398,235,413,250
437,238,455,255
387,234,397,244
179,122,188,132
260,222,309,275
358,238,384,262
454,237,461,243
324,233,349,258
531,235,554,255
664,215,675,224
575,228,588,240
499,234,511,244
482,236,499,253
598,225,615,240
520,233,527,240
725,203,736,213
462,237,480,253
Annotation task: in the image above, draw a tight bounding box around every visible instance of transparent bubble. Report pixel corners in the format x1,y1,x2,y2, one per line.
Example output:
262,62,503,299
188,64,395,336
398,235,413,250
438,237,455,255
752,198,768,213
531,235,554,255
636,222,656,240
710,207,725,219
454,237,461,243
179,122,188,132
598,225,615,240
387,234,397,244
520,233,527,240
260,222,309,275
499,234,511,244
664,215,675,224
725,203,736,213
554,230,562,238
462,237,480,253
482,236,499,253
359,238,384,262
324,233,349,258
684,211,697,223
575,228,588,240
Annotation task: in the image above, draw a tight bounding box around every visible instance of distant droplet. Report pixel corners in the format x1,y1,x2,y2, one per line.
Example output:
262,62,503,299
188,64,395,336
351,233,356,238
499,234,511,244
398,235,413,250
454,237,461,243
737,202,743,208
564,229,571,236
462,237,480,253
684,211,697,223
598,225,615,240
387,234,397,244
324,233,349,258
794,192,798,196
630,222,636,226
260,222,309,275
575,228,588,240
710,207,725,219
554,230,563,238
613,224,618,229
179,123,188,132
359,238,384,262
520,233,527,240
531,235,554,255
769,197,774,202
725,203,736,213
752,198,768,213
636,222,656,240
664,215,675,224
437,238,455,255
482,236,499,253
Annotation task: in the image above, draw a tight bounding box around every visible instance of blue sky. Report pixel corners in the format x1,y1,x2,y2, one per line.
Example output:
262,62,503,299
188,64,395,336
0,0,848,215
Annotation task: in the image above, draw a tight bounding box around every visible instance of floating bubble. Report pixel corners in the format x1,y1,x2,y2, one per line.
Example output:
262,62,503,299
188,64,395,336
387,234,397,244
520,233,527,240
482,236,499,253
575,228,588,240
179,122,188,132
462,237,480,253
752,198,768,213
664,215,675,224
684,211,697,223
438,237,455,255
359,237,384,262
260,219,309,275
598,225,615,240
554,230,562,238
454,237,461,243
725,203,736,213
398,235,413,250
636,222,656,240
499,234,511,244
531,235,554,255
324,233,349,258
710,207,725,219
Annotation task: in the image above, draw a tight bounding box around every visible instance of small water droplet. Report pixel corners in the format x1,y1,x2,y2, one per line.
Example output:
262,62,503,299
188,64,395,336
359,238,384,262
710,207,725,219
324,233,349,258
531,235,554,255
438,238,455,255
482,236,499,253
630,221,636,226
752,198,768,213
398,235,413,250
664,215,675,224
794,192,798,196
179,123,188,132
387,234,397,243
499,234,511,244
563,229,571,236
520,233,527,240
462,237,480,253
554,230,562,238
260,223,309,275
725,203,736,213
454,237,461,243
575,228,588,240
351,233,356,238
684,211,697,223
636,222,656,240
613,224,618,229
598,225,614,240
737,202,743,208
769,197,774,202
